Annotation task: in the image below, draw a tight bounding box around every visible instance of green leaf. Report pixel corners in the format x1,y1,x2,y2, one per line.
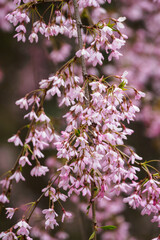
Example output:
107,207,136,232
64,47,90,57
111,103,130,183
99,225,117,230
107,23,115,28
86,205,90,211
74,129,80,137
86,205,91,215
89,231,95,240
118,81,126,89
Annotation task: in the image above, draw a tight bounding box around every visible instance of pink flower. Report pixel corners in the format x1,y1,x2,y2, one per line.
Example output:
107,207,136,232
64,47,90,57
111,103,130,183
152,215,160,227
28,32,38,43
82,186,91,197
14,220,31,236
33,147,44,158
123,193,142,209
135,90,146,100
59,96,71,106
102,25,113,35
44,25,58,38
61,210,72,222
128,152,142,164
97,184,111,200
27,95,40,106
8,134,23,146
15,24,26,33
47,85,61,97
24,110,38,121
9,170,25,183
42,186,56,198
88,50,104,66
14,32,26,42
52,192,68,202
117,16,126,30
42,208,58,220
125,166,140,180
112,182,132,196
0,231,17,240
44,218,59,229
120,71,128,84
6,207,16,219
0,193,9,203
30,165,49,177
108,50,122,61
0,178,10,189
15,97,28,110
112,38,125,50
36,111,50,123
143,179,160,198
76,48,90,58
33,21,46,35
19,156,32,167
17,11,30,24
42,208,59,229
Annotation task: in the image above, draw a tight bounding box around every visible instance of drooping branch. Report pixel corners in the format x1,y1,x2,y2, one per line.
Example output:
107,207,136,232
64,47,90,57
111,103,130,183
72,0,90,106
26,172,60,223
72,1,96,239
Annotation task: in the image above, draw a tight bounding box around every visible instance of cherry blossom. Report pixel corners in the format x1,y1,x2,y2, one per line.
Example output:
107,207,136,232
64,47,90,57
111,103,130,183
14,220,32,236
5,207,16,219
30,165,49,177
0,231,17,240
61,210,72,222
0,193,9,204
19,156,32,167
123,193,142,209
0,0,159,239
9,170,25,183
15,97,28,110
8,134,23,146
42,208,59,229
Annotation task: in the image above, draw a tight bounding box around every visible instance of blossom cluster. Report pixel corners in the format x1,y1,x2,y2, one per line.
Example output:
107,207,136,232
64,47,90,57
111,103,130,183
100,0,160,139
0,220,32,240
0,0,160,239
5,0,126,65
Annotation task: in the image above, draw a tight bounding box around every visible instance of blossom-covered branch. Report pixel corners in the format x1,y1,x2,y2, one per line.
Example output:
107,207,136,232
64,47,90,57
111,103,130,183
0,0,160,240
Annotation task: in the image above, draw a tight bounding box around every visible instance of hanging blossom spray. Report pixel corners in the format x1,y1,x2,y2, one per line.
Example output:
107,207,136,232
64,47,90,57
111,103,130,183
0,0,160,239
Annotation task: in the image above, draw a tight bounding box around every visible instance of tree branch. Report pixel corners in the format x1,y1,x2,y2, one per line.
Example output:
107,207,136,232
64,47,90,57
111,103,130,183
72,1,97,239
91,175,97,240
72,0,90,106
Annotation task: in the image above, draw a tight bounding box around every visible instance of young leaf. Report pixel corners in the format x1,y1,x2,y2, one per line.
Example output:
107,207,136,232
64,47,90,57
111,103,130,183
99,225,117,230
89,231,95,240
118,80,126,89
74,128,80,137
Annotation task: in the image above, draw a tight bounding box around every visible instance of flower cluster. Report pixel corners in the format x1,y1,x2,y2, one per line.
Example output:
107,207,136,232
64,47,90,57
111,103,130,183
124,178,160,227
0,0,159,240
0,220,32,240
5,0,125,64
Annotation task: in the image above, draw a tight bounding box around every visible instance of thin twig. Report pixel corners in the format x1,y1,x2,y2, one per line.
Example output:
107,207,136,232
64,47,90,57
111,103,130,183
26,172,60,223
